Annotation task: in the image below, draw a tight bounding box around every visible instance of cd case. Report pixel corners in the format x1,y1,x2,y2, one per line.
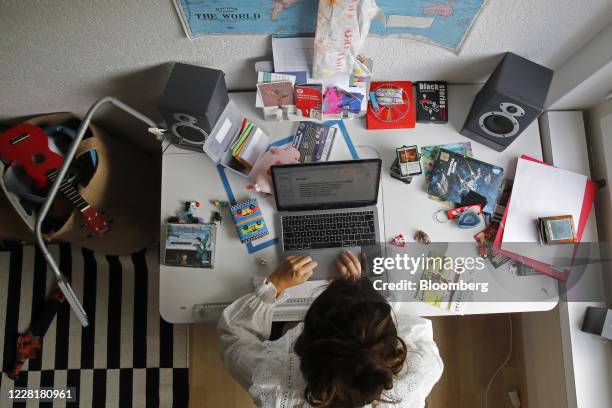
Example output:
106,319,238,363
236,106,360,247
164,223,216,268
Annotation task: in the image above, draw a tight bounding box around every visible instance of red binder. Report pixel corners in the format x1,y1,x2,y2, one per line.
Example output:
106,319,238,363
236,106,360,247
493,155,597,281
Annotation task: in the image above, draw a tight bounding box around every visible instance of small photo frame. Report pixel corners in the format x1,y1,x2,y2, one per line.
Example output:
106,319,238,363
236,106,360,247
536,215,576,245
396,145,422,176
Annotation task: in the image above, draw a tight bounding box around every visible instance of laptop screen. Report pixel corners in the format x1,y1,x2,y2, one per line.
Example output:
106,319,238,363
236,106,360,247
271,159,382,211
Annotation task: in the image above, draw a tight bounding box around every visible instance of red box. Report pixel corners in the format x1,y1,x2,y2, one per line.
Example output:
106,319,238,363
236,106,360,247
366,81,416,130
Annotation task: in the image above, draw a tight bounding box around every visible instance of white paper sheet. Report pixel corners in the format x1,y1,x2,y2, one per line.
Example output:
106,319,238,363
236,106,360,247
272,36,314,73
501,158,587,264
239,128,268,167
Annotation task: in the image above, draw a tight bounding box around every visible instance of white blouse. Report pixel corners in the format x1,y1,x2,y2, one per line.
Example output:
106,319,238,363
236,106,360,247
217,281,443,408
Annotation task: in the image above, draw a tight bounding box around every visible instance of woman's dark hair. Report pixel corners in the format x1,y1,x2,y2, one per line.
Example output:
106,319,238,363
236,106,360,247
294,278,407,407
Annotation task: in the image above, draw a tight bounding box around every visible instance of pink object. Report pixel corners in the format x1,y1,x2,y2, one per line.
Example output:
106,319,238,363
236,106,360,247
391,234,406,247
248,146,300,195
323,87,344,114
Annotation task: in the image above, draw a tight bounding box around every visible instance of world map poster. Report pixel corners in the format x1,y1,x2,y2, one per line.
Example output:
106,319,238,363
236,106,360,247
173,0,489,53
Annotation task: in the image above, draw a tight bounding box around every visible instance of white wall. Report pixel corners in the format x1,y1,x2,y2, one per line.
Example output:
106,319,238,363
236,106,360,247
1,0,611,149
585,99,612,305
547,24,612,110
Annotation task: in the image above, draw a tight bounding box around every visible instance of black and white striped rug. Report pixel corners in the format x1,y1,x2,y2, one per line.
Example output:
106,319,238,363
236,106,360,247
0,244,189,407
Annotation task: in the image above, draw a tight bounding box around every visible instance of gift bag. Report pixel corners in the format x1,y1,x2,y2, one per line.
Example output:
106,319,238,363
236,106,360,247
312,0,380,79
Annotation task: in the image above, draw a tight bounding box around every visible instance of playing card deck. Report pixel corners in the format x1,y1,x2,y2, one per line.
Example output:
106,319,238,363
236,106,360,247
416,81,448,124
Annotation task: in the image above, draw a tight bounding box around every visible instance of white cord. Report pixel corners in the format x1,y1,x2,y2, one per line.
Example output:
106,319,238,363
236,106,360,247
484,313,513,408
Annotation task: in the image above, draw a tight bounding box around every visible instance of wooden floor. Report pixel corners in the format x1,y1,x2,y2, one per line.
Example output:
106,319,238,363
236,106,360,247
190,314,529,408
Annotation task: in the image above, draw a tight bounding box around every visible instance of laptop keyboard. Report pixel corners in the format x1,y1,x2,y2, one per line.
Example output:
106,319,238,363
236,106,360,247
281,210,377,251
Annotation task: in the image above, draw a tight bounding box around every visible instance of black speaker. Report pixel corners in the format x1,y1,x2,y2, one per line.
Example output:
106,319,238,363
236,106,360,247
159,63,229,151
581,306,612,340
461,52,553,152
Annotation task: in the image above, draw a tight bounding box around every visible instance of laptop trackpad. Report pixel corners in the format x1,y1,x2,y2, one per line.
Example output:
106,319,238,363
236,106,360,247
307,247,361,280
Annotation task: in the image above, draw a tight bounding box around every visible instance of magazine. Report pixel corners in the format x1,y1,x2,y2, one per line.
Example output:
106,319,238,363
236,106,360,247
414,251,472,314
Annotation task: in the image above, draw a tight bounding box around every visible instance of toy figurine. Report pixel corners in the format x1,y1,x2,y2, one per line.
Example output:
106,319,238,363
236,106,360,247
390,234,406,247
211,211,222,224
414,230,431,245
168,201,204,224
247,146,300,195
9,285,65,380
211,200,230,209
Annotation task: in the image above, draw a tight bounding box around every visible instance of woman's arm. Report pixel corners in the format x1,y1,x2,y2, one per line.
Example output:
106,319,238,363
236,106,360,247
217,281,282,389
217,255,318,390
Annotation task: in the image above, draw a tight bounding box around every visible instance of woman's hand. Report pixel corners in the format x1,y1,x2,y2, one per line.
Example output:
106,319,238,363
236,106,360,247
267,255,318,296
334,251,362,281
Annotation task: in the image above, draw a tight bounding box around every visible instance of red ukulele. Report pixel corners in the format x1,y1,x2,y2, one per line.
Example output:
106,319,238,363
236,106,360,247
0,124,110,236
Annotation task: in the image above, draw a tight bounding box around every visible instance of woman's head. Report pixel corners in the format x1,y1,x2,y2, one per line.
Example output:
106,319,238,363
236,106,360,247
294,278,407,408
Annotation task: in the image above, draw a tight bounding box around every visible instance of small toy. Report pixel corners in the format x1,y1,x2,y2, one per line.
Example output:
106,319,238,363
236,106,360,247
211,200,230,209
211,211,222,224
436,204,483,223
414,230,431,245
248,146,300,195
9,285,65,380
390,234,406,247
169,201,204,224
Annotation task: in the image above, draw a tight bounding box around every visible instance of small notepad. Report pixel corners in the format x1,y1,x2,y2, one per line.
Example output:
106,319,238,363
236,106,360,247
230,198,269,243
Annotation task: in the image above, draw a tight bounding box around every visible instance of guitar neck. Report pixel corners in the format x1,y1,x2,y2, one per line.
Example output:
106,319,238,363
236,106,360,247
47,170,89,212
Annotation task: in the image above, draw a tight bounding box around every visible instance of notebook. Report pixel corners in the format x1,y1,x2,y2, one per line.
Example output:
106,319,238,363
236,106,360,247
230,198,269,243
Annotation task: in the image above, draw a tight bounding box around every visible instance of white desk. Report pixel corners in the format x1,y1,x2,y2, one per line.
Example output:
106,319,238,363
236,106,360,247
160,85,559,323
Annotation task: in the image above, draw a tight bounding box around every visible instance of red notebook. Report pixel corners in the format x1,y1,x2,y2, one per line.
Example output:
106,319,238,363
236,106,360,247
493,155,597,281
366,81,416,130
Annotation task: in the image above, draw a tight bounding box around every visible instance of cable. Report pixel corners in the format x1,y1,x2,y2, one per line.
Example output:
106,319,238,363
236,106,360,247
484,313,513,408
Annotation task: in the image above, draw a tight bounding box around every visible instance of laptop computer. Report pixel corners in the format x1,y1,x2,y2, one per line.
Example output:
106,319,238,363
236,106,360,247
271,159,382,279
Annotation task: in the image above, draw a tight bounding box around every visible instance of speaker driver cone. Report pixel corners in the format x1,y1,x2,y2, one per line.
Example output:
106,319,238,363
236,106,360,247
174,124,207,143
478,111,519,138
